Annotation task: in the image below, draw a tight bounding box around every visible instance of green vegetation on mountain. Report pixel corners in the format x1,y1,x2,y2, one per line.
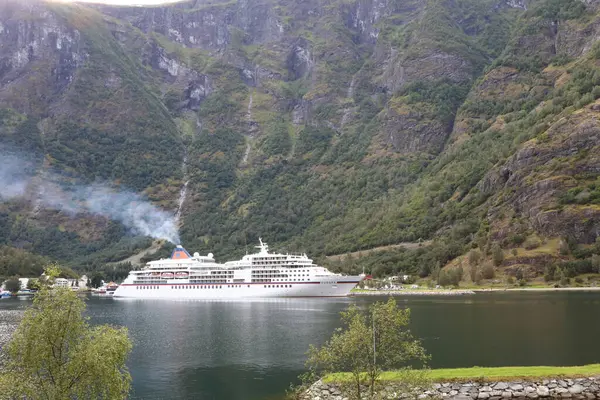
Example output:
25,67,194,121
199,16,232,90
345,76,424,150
0,0,598,284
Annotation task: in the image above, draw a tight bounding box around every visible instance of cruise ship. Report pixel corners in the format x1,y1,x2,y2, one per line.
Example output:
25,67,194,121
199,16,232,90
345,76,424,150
113,239,363,299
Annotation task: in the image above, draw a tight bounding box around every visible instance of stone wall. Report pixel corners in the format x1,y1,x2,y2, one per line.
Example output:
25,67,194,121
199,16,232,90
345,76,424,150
303,377,600,400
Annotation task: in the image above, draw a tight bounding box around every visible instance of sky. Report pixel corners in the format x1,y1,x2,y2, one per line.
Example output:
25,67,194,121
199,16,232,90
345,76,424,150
57,0,185,5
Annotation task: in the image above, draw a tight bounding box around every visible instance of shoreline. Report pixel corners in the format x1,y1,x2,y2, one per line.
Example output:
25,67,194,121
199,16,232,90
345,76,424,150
473,286,600,292
350,290,476,296
351,286,600,296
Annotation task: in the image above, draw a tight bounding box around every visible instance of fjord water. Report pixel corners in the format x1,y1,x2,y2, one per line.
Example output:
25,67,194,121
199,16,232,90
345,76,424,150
2,292,600,399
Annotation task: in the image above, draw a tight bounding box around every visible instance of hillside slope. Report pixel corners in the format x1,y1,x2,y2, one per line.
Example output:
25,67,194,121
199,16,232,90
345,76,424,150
0,0,598,282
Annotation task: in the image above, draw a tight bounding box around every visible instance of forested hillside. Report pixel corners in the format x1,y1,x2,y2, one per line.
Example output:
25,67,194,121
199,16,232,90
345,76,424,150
0,0,599,282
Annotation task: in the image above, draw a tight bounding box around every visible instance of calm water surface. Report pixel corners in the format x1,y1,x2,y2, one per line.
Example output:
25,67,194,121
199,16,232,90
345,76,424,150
2,292,600,399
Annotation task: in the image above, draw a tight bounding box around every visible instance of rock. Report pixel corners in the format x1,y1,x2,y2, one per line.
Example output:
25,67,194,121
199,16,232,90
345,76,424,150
479,393,491,399
460,386,473,393
502,391,513,398
492,391,504,396
525,387,536,393
570,385,585,394
527,393,539,399
537,386,550,397
441,387,452,393
482,386,493,392
557,388,570,394
434,384,442,389
549,384,558,389
452,395,473,400
562,393,573,398
510,384,524,391
560,381,569,388
495,383,510,390
450,390,459,396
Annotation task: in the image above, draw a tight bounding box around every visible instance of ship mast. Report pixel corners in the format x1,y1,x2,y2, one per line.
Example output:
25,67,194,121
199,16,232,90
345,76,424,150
256,238,269,254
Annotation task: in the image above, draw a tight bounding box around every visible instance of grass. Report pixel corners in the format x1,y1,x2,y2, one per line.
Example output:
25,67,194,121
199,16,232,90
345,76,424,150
509,238,561,258
324,364,600,383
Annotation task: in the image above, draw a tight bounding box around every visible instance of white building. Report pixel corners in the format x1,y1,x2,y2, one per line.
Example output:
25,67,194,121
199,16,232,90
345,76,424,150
18,278,29,290
53,278,69,288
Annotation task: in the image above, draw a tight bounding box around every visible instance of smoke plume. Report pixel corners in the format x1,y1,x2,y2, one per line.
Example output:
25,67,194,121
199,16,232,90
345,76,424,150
0,150,180,244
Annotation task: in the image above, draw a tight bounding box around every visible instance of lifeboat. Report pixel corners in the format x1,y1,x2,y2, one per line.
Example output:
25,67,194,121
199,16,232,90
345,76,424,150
175,272,189,278
162,272,174,278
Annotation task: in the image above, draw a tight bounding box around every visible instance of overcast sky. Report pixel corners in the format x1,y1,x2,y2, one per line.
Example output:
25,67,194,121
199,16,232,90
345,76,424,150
65,0,185,5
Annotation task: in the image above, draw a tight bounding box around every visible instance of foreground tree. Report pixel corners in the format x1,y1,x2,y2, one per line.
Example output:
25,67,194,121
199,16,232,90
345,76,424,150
307,298,430,399
0,265,132,399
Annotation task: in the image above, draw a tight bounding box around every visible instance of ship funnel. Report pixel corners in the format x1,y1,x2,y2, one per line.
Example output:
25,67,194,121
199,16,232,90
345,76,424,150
171,246,191,259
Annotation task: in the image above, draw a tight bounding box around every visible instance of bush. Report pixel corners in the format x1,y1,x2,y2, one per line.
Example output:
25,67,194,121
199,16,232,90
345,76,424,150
515,268,524,281
560,276,571,286
544,265,557,282
559,238,570,255
593,254,600,273
492,244,505,267
509,234,526,245
468,250,481,266
481,263,495,279
523,236,541,250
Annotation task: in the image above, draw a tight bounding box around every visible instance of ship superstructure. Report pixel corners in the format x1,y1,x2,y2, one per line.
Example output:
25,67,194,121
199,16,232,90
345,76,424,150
113,239,363,299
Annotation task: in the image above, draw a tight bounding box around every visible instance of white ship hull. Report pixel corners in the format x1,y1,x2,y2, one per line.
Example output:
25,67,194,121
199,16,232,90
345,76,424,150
114,276,361,299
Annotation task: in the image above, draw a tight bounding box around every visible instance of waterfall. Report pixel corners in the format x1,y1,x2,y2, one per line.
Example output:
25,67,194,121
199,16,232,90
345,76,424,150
175,153,189,227
341,75,357,127
242,141,251,164
175,180,189,226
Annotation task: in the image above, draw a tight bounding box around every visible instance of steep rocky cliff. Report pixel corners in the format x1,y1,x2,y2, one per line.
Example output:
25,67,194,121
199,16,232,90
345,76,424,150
0,0,598,280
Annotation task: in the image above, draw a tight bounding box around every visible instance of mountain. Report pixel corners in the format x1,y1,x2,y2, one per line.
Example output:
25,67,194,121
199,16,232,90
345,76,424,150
0,0,599,282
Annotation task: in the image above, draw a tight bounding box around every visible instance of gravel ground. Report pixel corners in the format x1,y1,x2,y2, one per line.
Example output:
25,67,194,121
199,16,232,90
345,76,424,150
0,309,23,366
